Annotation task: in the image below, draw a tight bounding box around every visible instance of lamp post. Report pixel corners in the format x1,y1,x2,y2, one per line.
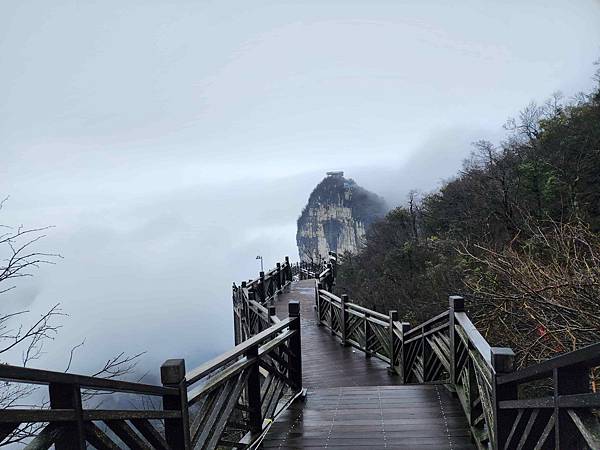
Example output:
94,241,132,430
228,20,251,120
256,255,263,272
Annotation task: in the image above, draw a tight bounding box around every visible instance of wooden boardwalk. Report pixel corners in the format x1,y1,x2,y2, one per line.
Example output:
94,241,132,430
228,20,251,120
265,280,475,449
3,258,599,449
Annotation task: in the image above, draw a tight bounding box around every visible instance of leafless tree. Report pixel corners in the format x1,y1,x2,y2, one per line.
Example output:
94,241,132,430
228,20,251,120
0,197,145,445
460,219,600,373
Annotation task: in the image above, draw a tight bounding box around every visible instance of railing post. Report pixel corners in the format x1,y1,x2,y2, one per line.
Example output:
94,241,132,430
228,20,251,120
449,295,464,387
49,382,85,449
268,305,276,322
288,301,302,391
246,344,262,434
491,347,515,450
399,322,411,383
161,359,191,450
284,256,290,282
340,294,349,346
276,262,282,291
365,313,373,358
388,310,398,374
259,271,266,302
316,282,323,325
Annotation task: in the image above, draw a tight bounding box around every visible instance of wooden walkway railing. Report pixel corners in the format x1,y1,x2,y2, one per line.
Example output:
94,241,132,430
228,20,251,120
309,255,600,450
0,364,180,449
0,304,301,449
0,258,303,449
184,306,302,449
2,254,600,449
232,257,295,345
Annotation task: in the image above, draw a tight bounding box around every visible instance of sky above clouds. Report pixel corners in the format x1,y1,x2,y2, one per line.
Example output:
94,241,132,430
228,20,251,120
1,0,599,377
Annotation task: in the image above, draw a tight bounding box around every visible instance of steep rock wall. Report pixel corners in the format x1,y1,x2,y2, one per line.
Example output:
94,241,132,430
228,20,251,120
296,173,386,262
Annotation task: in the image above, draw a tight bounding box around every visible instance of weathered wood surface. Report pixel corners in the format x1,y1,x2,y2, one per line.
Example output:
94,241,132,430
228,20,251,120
263,386,475,449
274,280,402,388
269,280,474,448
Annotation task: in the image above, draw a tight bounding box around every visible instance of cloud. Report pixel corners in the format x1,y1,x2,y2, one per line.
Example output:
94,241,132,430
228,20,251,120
1,0,599,380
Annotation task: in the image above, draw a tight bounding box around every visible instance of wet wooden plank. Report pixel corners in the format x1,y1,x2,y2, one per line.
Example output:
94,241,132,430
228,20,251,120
274,280,402,389
267,280,475,449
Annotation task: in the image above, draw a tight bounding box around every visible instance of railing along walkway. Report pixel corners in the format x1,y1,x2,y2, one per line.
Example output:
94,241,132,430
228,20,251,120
273,280,403,388
285,256,600,450
262,279,475,449
2,255,600,449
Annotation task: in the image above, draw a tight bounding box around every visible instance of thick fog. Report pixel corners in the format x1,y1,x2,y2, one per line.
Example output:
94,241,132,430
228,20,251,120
1,0,599,380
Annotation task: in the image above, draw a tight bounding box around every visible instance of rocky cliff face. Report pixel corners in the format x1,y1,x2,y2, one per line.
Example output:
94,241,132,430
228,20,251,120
297,172,387,262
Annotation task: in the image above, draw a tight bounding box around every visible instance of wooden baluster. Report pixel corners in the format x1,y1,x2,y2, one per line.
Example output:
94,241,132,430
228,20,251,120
247,287,256,336
259,271,265,302
365,313,373,357
491,348,515,450
161,359,191,449
420,327,426,381
328,293,334,334
246,344,262,434
233,281,246,345
49,382,85,449
233,300,240,346
388,310,398,374
449,295,464,387
288,301,302,391
465,341,478,427
341,294,349,346
399,322,411,383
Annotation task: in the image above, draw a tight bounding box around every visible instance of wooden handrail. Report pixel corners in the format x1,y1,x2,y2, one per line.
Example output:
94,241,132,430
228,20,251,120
403,310,449,338
301,253,600,450
234,252,600,450
497,341,600,386
188,300,302,450
186,317,294,385
233,257,294,344
318,289,341,303
347,302,393,322
0,364,177,396
0,258,300,450
454,312,492,366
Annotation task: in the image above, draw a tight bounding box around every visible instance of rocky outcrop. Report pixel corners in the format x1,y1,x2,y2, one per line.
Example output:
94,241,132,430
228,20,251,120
297,172,387,262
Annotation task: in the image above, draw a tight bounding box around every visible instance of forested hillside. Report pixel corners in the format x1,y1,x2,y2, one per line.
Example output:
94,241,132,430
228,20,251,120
337,74,600,369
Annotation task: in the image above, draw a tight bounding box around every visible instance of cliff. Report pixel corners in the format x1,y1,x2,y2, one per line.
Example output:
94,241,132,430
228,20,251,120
296,172,387,262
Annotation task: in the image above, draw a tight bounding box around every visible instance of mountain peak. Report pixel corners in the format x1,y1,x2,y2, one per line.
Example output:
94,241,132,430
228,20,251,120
296,173,386,262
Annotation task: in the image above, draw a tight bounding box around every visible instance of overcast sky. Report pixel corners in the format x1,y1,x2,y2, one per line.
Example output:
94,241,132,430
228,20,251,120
1,0,599,378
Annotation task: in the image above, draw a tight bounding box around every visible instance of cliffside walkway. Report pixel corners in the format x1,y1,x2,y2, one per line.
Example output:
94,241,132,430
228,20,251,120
1,257,600,449
262,279,474,449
